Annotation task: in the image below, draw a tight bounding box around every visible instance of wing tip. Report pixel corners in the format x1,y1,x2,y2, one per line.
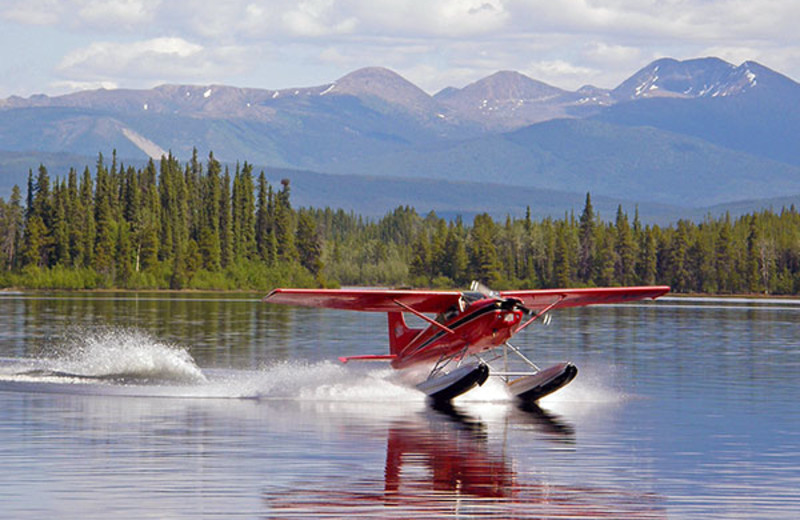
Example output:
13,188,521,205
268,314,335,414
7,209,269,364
262,288,284,302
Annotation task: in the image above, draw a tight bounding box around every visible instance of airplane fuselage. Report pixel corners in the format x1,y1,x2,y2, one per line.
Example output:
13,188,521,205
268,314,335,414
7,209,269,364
393,298,523,369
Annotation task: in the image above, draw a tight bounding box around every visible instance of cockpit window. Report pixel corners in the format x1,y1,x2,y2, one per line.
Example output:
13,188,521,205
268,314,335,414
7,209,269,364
461,292,485,307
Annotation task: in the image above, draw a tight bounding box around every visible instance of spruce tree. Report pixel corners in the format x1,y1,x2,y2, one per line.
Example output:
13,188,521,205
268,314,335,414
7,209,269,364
22,215,47,268
554,222,575,288
79,167,96,268
237,163,256,259
198,152,221,271
219,168,233,268
578,192,595,283
469,213,501,287
93,155,116,276
255,171,270,262
296,211,323,276
2,186,24,269
615,205,636,286
51,180,70,266
274,178,297,261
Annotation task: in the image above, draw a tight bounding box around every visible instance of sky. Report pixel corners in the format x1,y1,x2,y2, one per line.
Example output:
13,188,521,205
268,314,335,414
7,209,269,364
1,0,798,98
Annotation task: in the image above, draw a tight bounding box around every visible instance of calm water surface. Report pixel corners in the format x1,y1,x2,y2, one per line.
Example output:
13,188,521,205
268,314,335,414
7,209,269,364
0,293,798,519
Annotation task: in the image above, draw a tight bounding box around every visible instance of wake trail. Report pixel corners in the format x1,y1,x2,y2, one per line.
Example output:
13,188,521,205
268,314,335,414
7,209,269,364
0,327,425,401
0,328,629,409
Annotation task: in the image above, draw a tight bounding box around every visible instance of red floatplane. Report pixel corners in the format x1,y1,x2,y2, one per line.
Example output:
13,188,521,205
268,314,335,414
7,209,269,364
263,282,669,403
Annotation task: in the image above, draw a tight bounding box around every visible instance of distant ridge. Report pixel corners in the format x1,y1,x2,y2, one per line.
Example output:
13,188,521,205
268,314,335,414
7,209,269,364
1,57,800,215
332,67,436,112
434,70,574,128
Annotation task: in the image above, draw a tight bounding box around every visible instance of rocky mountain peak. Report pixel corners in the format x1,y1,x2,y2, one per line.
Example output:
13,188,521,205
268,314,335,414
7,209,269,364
610,58,799,102
329,67,435,112
431,70,571,128
612,57,737,100
436,70,565,106
718,61,800,99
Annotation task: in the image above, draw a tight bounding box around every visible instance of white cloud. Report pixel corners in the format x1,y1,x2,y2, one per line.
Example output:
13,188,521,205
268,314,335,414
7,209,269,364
59,37,201,70
3,0,800,96
55,37,248,86
527,60,595,78
50,79,119,92
282,0,358,37
6,0,800,45
402,63,482,94
432,0,509,36
77,0,157,28
2,0,160,30
584,42,642,66
341,0,509,38
2,0,64,25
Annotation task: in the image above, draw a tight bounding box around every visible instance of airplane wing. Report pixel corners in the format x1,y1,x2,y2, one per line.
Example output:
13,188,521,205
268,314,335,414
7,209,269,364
263,288,463,313
499,285,670,311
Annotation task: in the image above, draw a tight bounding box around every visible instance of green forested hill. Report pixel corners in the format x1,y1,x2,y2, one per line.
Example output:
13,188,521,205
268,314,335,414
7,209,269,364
1,152,799,295
0,151,322,290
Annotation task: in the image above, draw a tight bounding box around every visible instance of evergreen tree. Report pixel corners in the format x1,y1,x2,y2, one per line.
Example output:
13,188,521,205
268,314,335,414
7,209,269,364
233,162,256,259
79,167,95,268
22,215,47,268
186,147,202,243
745,216,761,292
266,229,278,266
554,222,573,287
94,154,116,276
159,152,189,263
65,168,83,267
51,180,70,266
594,224,616,286
115,220,133,285
1,186,24,269
469,213,501,287
639,226,658,285
33,164,52,229
255,171,270,262
198,152,221,271
430,217,448,279
296,211,323,276
615,205,636,286
25,170,34,220
578,193,595,283
409,232,431,283
716,215,734,293
219,167,233,268
231,164,242,259
669,220,692,292
274,178,297,261
540,219,556,287
134,160,159,272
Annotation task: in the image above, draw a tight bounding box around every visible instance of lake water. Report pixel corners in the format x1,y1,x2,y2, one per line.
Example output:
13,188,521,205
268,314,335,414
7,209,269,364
0,293,798,519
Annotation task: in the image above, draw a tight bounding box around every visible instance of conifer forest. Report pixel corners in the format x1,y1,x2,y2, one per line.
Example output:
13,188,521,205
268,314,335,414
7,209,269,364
1,150,800,294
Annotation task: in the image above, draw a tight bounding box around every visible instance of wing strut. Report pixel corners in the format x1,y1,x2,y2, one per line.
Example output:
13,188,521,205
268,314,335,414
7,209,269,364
392,299,456,335
515,295,566,334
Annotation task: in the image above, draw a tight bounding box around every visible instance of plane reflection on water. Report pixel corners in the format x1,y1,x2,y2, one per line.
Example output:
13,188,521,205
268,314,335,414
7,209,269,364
382,402,577,503
382,402,516,502
265,402,665,519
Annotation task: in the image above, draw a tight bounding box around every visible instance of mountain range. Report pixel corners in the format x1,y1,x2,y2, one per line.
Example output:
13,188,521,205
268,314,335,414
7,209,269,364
1,56,799,221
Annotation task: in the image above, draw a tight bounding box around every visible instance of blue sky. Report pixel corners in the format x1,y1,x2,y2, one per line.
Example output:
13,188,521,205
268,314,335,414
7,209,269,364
1,0,798,98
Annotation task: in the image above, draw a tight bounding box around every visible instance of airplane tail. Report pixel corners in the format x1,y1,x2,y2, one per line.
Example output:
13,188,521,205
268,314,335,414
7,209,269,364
388,312,421,357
